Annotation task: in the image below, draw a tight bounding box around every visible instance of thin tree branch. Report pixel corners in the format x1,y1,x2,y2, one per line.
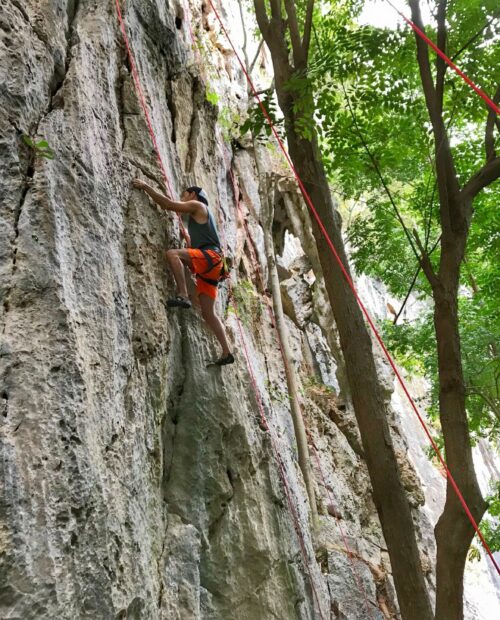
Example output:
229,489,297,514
485,84,500,162
254,0,270,37
249,38,265,74
250,80,275,97
237,0,250,69
408,0,439,127
451,12,500,62
435,0,448,116
312,21,322,55
409,0,460,231
394,234,441,324
413,228,440,288
394,264,421,325
466,385,500,424
341,80,421,262
462,255,479,295
302,0,315,64
424,180,437,250
255,0,290,70
284,0,305,68
462,156,500,199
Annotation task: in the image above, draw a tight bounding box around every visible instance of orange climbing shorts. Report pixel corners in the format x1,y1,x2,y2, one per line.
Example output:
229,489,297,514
187,248,223,300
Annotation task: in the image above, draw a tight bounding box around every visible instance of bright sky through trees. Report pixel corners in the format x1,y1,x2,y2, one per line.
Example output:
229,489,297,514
359,0,432,28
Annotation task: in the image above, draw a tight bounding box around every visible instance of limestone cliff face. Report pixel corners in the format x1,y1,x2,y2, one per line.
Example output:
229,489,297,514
0,1,324,617
0,2,498,620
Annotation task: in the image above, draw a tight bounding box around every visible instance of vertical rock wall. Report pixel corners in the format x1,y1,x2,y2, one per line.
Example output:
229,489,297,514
0,1,326,617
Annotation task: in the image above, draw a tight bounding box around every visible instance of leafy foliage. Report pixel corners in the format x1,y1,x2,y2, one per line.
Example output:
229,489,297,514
239,89,284,142
470,481,500,557
205,89,220,105
228,279,263,327
295,0,500,548
22,135,55,159
305,1,499,445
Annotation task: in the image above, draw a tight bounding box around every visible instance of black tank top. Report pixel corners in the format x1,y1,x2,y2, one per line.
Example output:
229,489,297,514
188,207,221,252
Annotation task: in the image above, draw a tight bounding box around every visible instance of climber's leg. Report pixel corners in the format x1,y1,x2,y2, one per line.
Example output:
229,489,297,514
199,293,233,362
166,249,193,307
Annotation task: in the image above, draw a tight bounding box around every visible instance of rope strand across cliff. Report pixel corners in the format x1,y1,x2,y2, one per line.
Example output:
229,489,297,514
218,139,377,618
114,0,188,241
114,2,329,616
205,0,500,576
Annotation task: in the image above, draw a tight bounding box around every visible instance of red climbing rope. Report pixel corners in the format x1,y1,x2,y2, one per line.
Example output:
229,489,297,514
206,0,500,576
309,432,379,616
215,149,327,620
233,304,327,620
385,0,500,116
220,145,377,619
273,310,377,620
114,0,188,240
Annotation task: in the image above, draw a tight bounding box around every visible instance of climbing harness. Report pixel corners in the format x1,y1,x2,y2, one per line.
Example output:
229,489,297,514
196,247,232,287
206,0,500,576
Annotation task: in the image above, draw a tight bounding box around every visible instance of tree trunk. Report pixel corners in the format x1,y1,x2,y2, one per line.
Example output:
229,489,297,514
432,227,487,620
259,172,318,529
287,127,433,620
254,12,433,617
406,2,493,613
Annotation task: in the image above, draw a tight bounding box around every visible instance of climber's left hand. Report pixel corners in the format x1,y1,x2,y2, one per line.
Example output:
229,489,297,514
132,178,149,191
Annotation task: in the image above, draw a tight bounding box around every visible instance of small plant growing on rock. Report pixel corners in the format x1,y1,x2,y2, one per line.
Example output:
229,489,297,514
205,88,219,106
22,135,55,160
229,279,262,327
219,105,241,141
301,374,334,398
265,379,289,405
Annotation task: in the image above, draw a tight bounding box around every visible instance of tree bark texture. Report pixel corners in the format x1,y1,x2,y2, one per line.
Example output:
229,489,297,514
253,2,434,618
432,222,487,620
408,3,492,616
286,122,434,620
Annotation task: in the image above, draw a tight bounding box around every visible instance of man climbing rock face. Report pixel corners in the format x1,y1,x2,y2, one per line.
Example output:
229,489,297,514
132,179,234,366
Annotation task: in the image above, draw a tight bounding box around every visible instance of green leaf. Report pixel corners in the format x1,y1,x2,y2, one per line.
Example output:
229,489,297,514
22,135,35,148
308,1,500,445
206,89,219,105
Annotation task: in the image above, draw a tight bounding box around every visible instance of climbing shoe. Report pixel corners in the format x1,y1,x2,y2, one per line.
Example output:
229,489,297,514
206,353,235,368
167,296,192,309
214,353,235,366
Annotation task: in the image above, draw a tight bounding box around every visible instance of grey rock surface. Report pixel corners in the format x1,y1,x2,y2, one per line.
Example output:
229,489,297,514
0,1,326,618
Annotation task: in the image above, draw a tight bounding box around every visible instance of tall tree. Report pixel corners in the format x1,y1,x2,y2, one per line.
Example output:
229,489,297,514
408,3,496,615
252,1,433,618
306,1,499,617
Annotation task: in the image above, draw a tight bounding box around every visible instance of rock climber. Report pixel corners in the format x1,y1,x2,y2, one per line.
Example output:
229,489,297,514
132,179,234,366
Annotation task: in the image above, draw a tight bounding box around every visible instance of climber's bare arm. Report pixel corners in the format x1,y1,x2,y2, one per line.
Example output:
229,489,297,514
132,179,204,218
